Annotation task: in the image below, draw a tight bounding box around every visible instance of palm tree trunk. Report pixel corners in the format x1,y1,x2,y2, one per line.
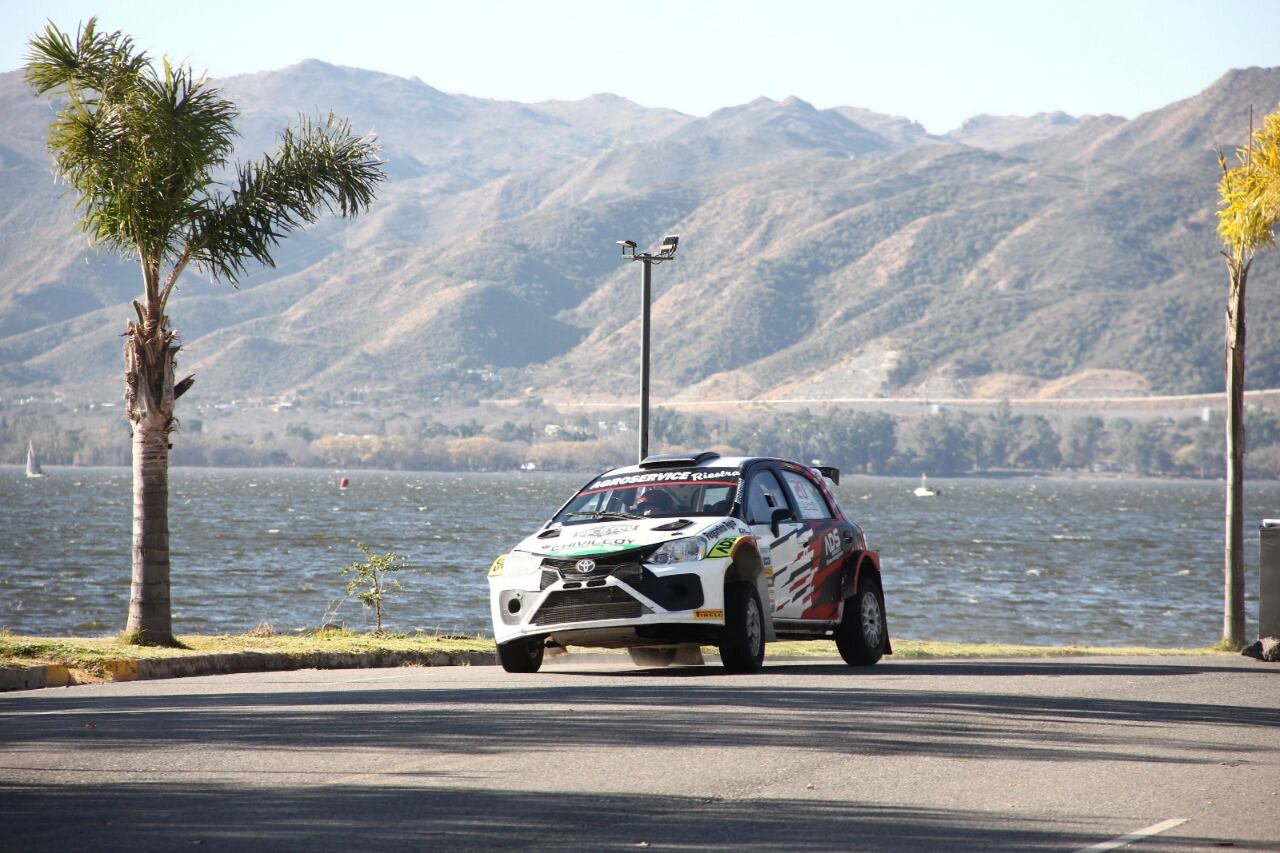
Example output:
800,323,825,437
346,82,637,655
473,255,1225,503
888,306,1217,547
129,415,171,641
124,323,177,645
1223,259,1249,649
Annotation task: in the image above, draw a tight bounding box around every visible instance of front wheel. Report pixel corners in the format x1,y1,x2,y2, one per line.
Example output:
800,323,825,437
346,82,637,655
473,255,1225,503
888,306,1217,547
836,578,886,666
719,583,766,673
497,636,545,673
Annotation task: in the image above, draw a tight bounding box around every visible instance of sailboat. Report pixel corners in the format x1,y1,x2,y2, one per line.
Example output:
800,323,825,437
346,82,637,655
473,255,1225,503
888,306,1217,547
913,473,936,497
25,441,45,479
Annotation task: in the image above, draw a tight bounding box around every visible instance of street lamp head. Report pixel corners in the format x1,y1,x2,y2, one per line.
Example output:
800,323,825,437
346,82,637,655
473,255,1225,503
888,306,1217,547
617,239,637,258
656,234,679,259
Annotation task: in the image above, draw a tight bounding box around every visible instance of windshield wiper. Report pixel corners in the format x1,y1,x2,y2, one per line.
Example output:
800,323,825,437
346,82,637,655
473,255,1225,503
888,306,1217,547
565,510,643,520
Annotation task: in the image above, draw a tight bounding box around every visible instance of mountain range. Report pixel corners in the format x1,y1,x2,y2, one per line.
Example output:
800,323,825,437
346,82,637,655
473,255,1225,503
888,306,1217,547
1,60,1278,408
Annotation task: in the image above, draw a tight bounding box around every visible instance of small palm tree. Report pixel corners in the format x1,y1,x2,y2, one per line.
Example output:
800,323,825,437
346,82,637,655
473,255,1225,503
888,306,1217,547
1217,106,1280,649
26,19,385,644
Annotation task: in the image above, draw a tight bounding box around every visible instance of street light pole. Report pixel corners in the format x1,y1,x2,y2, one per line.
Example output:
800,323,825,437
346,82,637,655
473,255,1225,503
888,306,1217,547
617,235,679,463
639,255,652,462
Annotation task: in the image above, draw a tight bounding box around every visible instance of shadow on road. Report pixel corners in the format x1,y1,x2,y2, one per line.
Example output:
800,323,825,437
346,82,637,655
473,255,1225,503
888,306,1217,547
606,658,1276,679
1,782,1268,852
2,660,1275,768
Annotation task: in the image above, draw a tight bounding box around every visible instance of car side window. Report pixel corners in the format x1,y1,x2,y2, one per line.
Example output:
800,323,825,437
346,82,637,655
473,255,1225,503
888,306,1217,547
781,470,833,521
746,470,791,525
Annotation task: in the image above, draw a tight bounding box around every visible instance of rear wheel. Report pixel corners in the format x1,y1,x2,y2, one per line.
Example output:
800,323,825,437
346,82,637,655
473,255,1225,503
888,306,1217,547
497,636,545,673
628,647,678,667
836,577,886,666
719,582,766,673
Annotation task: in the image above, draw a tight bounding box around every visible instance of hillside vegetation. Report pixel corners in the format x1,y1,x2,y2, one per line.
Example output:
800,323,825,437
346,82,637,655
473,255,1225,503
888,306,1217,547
2,63,1279,407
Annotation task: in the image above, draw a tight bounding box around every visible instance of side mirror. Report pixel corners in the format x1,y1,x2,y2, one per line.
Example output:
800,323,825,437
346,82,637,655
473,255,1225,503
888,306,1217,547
771,507,795,536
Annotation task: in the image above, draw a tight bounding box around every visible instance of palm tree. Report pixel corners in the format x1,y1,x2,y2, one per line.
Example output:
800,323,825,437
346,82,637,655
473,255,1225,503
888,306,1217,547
26,19,385,644
1217,106,1280,649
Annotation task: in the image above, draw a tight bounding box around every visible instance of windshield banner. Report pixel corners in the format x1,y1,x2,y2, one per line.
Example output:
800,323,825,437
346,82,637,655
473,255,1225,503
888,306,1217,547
590,468,742,490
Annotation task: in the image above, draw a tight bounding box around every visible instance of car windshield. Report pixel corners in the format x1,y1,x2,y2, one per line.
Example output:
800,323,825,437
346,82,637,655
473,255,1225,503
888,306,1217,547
554,467,742,524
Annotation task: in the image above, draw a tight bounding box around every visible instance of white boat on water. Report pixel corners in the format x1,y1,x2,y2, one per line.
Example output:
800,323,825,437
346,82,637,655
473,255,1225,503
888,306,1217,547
913,473,936,497
25,441,45,479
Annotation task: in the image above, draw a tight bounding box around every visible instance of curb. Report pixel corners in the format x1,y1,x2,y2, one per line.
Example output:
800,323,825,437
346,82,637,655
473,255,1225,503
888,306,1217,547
0,649,498,692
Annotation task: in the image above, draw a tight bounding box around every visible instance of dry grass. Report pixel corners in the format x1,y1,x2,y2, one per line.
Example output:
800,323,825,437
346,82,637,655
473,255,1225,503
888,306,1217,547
0,629,493,674
0,631,1227,676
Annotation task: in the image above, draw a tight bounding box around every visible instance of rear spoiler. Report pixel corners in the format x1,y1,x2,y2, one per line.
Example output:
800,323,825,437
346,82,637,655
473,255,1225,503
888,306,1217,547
814,465,840,485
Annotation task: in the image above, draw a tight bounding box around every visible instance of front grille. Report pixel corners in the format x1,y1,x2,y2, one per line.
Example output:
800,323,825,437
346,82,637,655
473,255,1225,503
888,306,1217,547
541,554,645,585
539,569,558,590
532,586,649,626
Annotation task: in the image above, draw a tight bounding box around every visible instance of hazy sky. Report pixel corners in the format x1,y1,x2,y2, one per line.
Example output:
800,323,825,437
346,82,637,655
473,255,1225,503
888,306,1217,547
4,0,1279,133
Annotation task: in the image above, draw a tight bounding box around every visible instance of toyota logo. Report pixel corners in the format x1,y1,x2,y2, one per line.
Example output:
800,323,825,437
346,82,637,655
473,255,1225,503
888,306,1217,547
574,559,596,574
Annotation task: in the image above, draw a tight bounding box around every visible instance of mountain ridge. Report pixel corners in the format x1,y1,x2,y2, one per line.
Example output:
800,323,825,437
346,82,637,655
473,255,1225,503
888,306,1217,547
1,62,1278,409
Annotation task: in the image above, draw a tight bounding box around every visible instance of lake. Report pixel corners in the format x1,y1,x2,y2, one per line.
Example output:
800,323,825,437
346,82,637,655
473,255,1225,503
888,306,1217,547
1,467,1277,647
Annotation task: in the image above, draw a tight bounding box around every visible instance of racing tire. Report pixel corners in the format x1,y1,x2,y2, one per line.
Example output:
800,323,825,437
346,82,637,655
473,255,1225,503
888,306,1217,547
628,647,678,667
497,637,545,673
836,577,887,666
719,582,766,674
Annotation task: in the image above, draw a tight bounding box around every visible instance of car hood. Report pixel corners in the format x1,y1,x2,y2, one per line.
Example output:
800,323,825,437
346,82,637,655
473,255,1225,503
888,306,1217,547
514,516,748,559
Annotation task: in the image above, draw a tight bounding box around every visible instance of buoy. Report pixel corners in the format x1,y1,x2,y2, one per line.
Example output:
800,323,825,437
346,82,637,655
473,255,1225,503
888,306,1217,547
339,477,349,489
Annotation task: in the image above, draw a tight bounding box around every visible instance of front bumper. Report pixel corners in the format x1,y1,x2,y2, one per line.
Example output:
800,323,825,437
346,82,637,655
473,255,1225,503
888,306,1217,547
489,551,730,646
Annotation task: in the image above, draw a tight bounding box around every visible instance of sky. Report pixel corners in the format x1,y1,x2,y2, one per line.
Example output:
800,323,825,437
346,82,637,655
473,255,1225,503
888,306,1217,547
3,0,1280,134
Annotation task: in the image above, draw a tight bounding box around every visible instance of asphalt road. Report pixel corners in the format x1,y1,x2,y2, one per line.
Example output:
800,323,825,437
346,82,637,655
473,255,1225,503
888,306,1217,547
1,655,1277,852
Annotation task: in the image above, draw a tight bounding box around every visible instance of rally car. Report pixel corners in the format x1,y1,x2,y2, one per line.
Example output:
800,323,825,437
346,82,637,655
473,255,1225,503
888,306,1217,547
488,450,890,673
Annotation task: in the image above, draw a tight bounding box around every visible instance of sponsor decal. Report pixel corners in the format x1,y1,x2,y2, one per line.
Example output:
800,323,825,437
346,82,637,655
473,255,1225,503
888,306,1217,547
488,555,506,577
544,537,635,554
573,523,639,538
694,609,724,620
591,468,741,490
701,518,738,540
541,543,633,557
824,529,844,562
705,537,736,559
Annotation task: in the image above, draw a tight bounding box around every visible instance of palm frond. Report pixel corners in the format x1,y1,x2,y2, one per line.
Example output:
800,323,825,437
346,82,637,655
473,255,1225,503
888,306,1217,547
25,17,146,97
27,19,384,313
27,20,239,277
188,114,385,284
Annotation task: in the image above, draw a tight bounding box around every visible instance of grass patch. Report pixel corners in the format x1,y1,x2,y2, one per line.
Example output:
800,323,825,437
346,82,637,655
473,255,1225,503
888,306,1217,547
0,629,493,676
0,630,1227,676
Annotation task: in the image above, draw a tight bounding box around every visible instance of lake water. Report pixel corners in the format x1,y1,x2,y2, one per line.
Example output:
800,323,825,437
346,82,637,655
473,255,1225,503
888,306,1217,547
1,467,1277,647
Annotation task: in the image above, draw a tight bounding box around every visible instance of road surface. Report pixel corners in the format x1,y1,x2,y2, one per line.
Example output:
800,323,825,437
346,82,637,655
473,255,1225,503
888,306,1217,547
1,655,1276,851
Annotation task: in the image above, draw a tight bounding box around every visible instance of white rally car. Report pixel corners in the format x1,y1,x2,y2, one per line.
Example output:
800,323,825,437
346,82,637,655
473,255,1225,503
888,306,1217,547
488,451,889,673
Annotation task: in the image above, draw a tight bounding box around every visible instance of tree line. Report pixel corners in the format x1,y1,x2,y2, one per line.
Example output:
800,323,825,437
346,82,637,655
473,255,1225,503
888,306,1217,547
7,403,1280,479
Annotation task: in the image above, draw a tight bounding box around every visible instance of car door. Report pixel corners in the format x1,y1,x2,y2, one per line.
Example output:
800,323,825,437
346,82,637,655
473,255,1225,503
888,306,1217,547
778,465,848,621
743,465,806,618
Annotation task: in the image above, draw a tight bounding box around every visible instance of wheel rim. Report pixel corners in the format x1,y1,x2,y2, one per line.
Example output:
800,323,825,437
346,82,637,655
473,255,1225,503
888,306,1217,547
860,592,883,647
746,596,763,657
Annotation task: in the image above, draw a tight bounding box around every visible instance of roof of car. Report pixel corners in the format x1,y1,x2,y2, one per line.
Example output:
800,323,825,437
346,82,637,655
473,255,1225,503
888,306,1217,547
591,452,842,489
602,454,759,477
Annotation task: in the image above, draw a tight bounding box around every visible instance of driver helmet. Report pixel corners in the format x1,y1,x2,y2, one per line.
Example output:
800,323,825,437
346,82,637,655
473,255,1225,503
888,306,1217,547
635,487,676,514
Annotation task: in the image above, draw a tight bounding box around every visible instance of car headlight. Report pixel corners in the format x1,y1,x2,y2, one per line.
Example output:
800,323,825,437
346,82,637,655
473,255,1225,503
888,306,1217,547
649,535,709,565
491,550,540,577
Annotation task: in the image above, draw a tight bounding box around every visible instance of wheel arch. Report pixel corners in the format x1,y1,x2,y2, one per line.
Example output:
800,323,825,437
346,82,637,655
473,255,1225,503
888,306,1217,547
843,550,891,655
724,536,776,642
